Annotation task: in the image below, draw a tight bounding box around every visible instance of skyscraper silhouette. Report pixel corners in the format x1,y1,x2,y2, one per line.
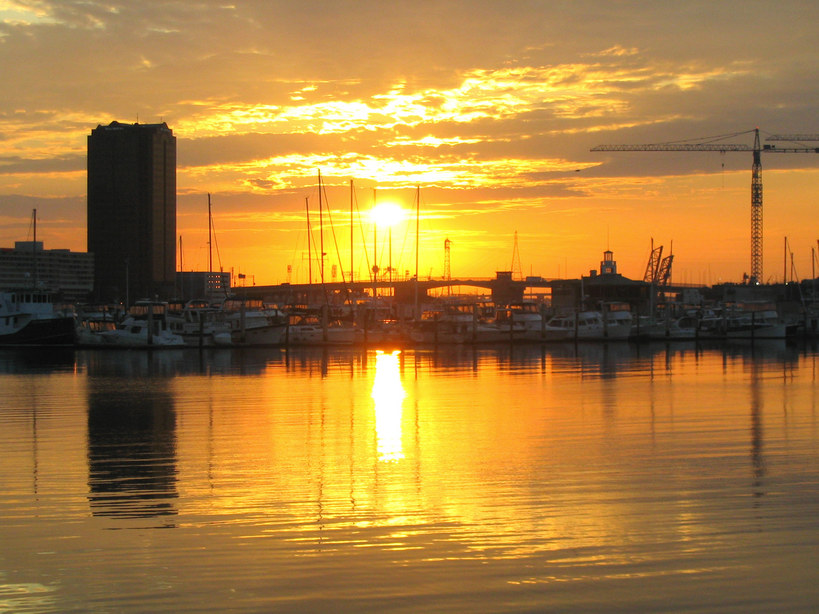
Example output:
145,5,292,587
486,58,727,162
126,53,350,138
87,121,176,304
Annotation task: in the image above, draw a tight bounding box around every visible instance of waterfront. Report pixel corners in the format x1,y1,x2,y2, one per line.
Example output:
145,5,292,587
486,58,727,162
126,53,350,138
1,341,818,613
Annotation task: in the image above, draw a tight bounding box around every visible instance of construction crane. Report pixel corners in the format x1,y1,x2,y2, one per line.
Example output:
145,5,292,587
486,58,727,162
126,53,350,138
644,241,674,287
591,128,819,284
767,134,819,142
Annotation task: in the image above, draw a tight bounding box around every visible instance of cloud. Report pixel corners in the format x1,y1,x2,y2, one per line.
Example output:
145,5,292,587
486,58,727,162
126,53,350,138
2,0,819,281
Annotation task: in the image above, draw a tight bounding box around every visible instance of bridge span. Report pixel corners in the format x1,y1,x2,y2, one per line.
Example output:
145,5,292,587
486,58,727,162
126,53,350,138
239,274,552,306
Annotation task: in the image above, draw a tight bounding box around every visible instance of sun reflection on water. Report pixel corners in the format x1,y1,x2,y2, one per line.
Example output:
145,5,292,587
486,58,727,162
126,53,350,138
371,350,406,462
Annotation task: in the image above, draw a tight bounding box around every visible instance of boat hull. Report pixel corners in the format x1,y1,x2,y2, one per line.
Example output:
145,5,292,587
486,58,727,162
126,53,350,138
0,316,76,346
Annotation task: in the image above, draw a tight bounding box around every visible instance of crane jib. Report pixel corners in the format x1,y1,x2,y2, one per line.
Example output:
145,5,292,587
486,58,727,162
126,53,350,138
590,128,818,285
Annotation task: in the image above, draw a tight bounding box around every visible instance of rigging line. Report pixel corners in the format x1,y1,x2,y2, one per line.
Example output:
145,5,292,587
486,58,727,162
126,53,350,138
307,191,324,284
314,174,331,306
353,185,372,277
396,208,412,279
319,178,348,286
27,210,35,242
210,209,224,272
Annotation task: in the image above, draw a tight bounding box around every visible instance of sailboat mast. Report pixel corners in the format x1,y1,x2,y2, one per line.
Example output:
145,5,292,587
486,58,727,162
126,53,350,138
372,189,377,298
32,208,37,288
350,179,354,285
208,193,213,274
414,186,420,318
305,197,312,285
318,170,324,283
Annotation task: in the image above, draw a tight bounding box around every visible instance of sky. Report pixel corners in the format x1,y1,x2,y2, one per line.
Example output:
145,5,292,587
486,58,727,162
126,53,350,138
1,0,818,287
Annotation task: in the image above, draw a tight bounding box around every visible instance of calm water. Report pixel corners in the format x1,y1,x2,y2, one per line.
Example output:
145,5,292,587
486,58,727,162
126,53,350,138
1,341,818,613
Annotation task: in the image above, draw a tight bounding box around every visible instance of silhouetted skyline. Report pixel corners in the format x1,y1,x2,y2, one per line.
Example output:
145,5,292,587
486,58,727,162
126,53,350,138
0,2,817,285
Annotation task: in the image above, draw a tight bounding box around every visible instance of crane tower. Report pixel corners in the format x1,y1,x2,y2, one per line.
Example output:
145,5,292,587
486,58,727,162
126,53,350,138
592,128,819,284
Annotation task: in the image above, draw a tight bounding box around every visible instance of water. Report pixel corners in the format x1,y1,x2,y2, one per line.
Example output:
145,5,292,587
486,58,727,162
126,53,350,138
1,341,818,613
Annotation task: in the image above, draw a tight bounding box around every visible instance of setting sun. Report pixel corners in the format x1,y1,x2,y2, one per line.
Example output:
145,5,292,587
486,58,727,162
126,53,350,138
370,202,406,228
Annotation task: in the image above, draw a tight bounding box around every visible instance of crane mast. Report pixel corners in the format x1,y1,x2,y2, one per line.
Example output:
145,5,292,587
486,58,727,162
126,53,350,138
592,128,818,285
751,129,762,284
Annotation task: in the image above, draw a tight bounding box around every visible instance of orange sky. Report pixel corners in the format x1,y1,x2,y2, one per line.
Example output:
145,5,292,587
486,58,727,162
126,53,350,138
0,1,818,286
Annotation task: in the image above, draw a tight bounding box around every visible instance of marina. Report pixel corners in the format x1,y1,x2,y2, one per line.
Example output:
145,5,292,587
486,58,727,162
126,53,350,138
3,4,819,613
3,284,818,349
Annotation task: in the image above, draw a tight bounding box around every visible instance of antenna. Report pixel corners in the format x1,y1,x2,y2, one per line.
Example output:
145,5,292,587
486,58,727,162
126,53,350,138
511,231,523,281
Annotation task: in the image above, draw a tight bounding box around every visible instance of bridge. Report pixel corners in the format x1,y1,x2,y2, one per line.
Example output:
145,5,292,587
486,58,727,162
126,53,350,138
237,273,548,307
230,271,706,315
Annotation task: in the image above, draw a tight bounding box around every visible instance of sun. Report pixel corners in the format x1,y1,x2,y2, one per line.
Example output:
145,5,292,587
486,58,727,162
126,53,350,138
370,202,405,228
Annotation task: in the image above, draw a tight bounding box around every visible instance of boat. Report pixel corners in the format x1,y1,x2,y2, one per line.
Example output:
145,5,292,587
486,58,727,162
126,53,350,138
216,296,288,346
697,307,788,340
725,309,787,339
504,302,547,342
635,314,698,340
408,318,468,345
286,308,355,345
80,300,185,347
543,310,632,341
0,289,76,346
354,318,408,346
167,299,233,347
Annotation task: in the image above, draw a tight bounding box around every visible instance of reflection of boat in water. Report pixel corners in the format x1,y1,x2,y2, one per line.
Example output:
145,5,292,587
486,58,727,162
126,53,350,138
0,289,76,346
80,300,185,348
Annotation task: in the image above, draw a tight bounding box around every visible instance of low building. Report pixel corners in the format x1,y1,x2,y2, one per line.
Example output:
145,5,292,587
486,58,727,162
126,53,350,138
580,250,651,313
175,271,231,302
0,241,94,302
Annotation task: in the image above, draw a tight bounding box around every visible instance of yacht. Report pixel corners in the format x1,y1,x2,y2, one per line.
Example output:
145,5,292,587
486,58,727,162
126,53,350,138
216,297,288,346
81,300,184,347
0,289,76,346
543,310,632,341
167,299,233,347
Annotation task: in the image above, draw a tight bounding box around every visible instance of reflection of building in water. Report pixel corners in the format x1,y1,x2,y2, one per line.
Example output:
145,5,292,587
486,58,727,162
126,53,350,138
372,350,406,462
87,380,178,521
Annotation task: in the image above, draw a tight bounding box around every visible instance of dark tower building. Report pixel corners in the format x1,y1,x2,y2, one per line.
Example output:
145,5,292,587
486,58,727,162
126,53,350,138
87,121,176,304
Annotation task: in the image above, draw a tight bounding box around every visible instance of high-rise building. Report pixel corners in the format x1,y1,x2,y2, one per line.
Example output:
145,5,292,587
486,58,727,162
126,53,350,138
87,121,176,304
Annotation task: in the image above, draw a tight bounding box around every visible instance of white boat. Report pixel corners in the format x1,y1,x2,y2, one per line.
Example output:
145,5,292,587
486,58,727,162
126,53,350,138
725,309,787,339
216,297,288,346
287,310,355,345
406,304,476,344
167,299,233,347
506,302,547,342
354,319,407,346
697,308,787,340
0,289,76,346
638,315,698,340
82,300,185,347
543,310,632,341
407,318,468,345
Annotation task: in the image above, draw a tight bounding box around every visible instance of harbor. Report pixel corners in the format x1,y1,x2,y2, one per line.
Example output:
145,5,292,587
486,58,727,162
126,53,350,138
4,4,819,613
